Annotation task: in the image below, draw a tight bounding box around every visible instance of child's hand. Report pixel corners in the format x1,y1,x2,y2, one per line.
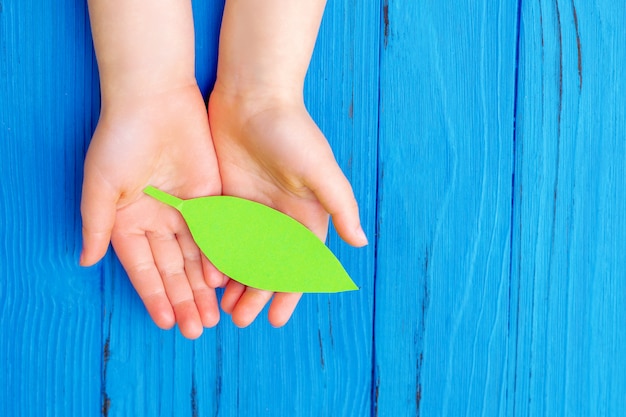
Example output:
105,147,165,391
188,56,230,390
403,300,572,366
205,0,367,327
208,90,367,328
81,85,224,339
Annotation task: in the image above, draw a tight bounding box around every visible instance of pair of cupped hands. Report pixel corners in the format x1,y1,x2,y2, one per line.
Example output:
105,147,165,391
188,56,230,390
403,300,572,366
79,81,367,339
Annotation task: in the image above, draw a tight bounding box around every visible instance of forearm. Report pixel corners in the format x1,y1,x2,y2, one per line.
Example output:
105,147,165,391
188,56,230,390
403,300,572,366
87,0,196,104
214,0,327,101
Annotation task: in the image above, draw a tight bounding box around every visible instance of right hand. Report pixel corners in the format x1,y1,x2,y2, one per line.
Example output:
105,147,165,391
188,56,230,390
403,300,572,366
80,84,224,339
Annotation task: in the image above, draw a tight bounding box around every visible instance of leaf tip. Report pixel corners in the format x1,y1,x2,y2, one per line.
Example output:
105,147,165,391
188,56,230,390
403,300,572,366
345,279,360,292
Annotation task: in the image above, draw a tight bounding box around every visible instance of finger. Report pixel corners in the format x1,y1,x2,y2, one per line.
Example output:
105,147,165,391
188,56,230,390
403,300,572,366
147,231,203,339
80,168,118,266
191,286,220,328
111,232,175,330
219,274,230,288
306,161,367,247
268,292,302,327
202,256,226,289
177,231,220,328
221,280,246,314
230,287,274,328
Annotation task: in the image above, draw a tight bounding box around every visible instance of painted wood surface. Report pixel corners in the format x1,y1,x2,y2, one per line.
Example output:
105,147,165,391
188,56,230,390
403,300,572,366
1,0,625,416
375,1,518,415
0,0,102,416
510,1,626,415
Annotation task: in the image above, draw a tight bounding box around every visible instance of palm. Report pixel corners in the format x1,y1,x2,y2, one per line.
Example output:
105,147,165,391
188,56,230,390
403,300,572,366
216,111,331,238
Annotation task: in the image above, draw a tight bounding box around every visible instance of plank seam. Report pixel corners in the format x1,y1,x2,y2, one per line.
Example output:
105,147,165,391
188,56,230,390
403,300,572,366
369,0,386,415
508,0,524,415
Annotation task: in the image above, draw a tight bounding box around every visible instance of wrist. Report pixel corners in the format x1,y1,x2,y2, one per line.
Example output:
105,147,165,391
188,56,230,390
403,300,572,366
88,0,197,108
211,77,305,116
99,75,199,110
96,84,207,140
213,0,323,105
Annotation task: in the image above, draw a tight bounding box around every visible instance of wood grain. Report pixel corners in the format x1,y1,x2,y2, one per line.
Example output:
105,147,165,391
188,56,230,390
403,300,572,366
510,1,626,415
0,0,102,415
374,1,519,415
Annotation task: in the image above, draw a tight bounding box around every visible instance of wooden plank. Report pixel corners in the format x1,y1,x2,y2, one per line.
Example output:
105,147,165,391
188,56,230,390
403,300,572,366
212,0,380,415
374,1,519,415
510,1,626,415
0,0,102,415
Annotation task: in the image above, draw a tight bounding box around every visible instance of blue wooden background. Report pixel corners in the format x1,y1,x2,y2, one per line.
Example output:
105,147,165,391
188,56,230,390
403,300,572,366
1,0,625,415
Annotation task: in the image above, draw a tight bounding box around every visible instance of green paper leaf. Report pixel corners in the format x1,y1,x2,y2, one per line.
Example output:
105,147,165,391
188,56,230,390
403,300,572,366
144,186,359,293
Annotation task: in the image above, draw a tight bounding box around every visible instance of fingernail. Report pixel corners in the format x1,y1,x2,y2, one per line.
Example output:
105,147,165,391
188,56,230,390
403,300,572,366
356,227,368,246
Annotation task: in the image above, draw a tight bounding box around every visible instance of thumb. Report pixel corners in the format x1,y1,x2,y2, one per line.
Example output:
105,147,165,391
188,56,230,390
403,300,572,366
307,160,368,247
79,168,118,266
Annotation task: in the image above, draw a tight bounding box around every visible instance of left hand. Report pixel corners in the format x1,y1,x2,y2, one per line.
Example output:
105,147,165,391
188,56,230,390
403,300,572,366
208,89,367,327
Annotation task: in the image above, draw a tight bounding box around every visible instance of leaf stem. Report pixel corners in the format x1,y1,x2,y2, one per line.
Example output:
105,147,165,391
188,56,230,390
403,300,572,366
143,186,184,210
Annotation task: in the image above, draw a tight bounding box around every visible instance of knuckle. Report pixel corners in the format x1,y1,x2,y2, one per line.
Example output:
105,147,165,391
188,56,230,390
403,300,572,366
128,259,156,275
157,262,186,281
141,288,168,304
146,230,176,242
171,298,196,311
182,250,201,263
